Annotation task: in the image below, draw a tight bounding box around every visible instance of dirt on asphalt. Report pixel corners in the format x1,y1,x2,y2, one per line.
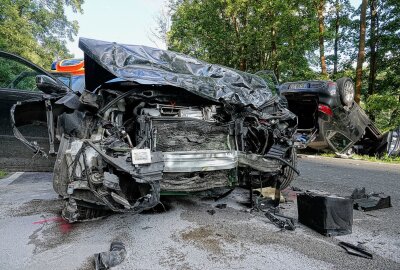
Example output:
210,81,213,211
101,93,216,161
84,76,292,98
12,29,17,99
0,157,399,270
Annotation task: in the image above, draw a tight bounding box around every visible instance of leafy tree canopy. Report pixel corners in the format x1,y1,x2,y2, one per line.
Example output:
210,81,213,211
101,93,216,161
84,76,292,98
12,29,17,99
168,0,320,82
0,0,84,67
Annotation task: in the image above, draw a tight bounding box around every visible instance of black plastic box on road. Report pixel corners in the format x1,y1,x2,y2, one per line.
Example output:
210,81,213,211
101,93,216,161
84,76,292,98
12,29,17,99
297,190,353,236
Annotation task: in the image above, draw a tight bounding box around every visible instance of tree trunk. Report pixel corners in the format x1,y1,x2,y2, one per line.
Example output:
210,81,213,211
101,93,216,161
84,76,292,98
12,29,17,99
333,0,340,75
317,0,327,76
239,57,247,71
271,25,279,81
368,0,377,96
355,0,368,104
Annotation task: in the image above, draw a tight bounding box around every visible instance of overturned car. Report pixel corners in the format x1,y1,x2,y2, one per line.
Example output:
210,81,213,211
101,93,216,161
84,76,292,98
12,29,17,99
12,38,298,222
280,78,388,155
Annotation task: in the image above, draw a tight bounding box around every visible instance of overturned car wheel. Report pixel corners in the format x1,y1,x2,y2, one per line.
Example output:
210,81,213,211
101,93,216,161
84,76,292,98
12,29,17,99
336,77,355,107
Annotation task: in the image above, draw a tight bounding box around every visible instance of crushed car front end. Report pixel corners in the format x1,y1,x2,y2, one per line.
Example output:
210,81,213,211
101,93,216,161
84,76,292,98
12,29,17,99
12,38,298,222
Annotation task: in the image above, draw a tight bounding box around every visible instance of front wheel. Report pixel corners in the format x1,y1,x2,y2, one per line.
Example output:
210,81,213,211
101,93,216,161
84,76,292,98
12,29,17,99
278,147,298,190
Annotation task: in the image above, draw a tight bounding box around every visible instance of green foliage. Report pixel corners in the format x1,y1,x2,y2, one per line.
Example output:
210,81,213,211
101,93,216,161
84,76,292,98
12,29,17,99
167,0,318,82
320,152,400,163
0,170,7,179
0,56,39,90
366,94,400,132
325,0,358,73
351,153,400,163
0,0,84,67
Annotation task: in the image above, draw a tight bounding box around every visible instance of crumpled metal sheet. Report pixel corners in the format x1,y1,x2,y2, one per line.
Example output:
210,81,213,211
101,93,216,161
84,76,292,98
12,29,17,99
351,187,392,211
95,242,127,270
78,38,274,108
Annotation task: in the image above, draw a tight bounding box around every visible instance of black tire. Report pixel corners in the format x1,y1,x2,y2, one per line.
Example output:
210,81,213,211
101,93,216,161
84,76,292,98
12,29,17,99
250,148,298,189
336,77,355,107
278,147,297,190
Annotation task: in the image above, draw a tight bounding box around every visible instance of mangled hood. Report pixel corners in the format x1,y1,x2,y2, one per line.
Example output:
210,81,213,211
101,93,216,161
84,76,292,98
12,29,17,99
79,38,274,108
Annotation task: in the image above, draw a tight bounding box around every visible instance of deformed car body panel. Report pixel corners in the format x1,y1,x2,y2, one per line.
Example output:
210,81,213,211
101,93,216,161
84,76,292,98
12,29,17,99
79,38,273,108
12,38,299,222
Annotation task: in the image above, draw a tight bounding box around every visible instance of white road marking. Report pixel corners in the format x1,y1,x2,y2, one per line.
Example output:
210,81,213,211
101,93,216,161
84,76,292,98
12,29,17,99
0,172,24,187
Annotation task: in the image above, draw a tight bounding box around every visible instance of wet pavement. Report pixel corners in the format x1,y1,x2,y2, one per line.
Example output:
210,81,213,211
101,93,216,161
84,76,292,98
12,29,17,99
0,156,399,270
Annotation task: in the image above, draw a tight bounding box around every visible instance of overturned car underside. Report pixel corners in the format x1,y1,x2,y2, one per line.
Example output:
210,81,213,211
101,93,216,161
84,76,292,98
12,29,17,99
12,38,298,222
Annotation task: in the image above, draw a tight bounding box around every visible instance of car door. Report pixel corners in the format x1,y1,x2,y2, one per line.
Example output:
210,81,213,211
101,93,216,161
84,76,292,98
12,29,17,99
0,51,55,171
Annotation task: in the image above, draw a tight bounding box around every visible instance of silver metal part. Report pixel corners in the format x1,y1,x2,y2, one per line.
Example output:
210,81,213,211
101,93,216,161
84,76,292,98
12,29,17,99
111,192,131,209
163,150,237,173
141,104,218,122
179,108,203,119
163,150,283,173
141,108,161,117
103,172,121,190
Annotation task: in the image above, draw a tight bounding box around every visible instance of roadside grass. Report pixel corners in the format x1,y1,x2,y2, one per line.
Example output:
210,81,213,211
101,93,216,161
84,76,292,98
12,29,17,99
320,152,400,164
0,170,8,179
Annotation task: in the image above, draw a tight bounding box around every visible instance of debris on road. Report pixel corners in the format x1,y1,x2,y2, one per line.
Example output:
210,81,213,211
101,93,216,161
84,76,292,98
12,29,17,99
264,209,296,231
290,186,303,192
351,187,392,211
338,241,373,259
207,209,216,215
94,242,127,270
297,190,353,236
253,187,285,203
215,203,227,209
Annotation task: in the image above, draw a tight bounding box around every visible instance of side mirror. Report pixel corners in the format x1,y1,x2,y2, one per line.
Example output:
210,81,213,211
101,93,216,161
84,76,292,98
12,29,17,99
36,75,68,95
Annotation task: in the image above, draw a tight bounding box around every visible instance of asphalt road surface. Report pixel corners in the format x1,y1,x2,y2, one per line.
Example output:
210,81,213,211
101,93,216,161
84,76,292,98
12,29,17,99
0,156,399,270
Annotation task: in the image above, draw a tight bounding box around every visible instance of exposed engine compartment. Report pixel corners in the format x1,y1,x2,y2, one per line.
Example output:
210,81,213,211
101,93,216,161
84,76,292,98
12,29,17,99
25,84,295,222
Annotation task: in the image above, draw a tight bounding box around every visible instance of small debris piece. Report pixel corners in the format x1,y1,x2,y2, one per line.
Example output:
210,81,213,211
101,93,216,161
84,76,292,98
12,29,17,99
207,209,216,215
351,188,391,211
95,242,127,270
264,209,295,231
291,186,302,192
338,241,373,259
215,203,227,209
297,190,353,236
253,187,285,203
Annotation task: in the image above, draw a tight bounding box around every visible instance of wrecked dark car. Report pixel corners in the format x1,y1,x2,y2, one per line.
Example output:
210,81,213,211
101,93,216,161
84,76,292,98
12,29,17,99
12,38,299,222
0,51,74,171
280,78,386,155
